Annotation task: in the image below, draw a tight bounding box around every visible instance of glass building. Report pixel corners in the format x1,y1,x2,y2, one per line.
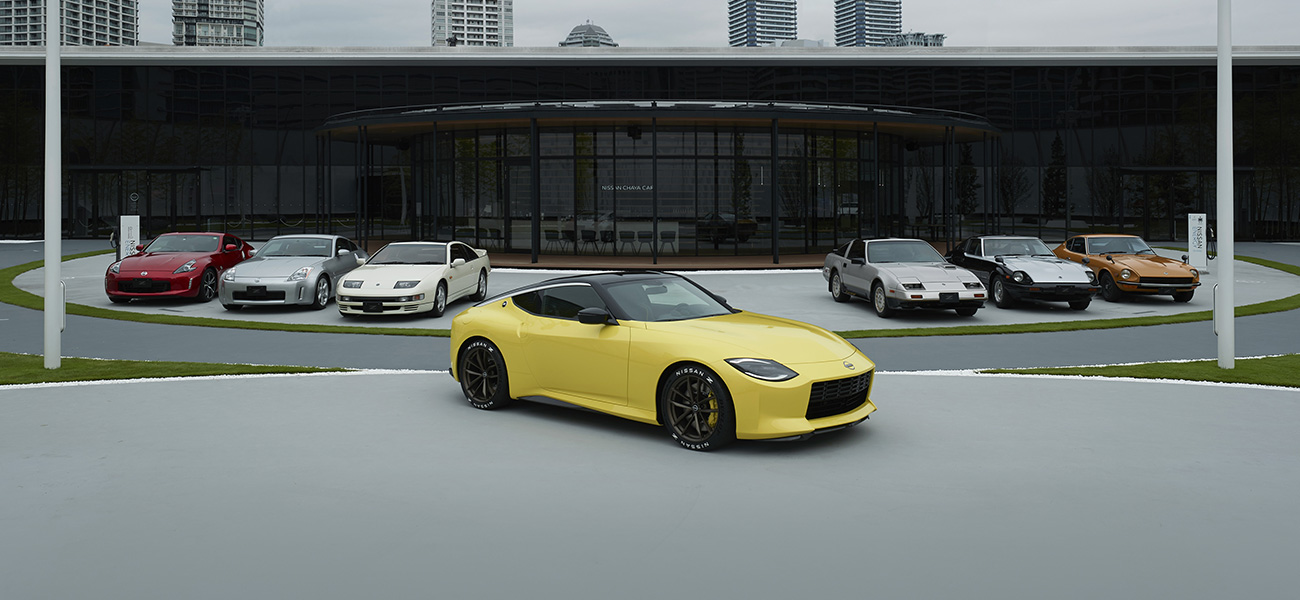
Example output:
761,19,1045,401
1,0,139,46
172,0,265,47
1,46,1298,260
728,0,797,47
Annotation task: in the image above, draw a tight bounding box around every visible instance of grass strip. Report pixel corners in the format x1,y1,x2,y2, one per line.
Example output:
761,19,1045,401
0,350,347,386
3,250,1298,339
981,354,1300,388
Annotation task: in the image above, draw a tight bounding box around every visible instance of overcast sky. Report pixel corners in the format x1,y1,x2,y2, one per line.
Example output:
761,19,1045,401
136,1,1299,48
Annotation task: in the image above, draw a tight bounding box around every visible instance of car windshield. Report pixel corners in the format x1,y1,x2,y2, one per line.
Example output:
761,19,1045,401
143,234,220,253
867,240,945,263
984,238,1054,257
1087,237,1155,255
604,277,732,322
368,244,446,265
257,238,332,257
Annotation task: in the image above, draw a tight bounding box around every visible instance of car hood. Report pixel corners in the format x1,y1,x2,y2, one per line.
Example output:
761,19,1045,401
231,256,323,278
343,264,447,287
882,262,979,284
999,256,1093,283
645,311,863,366
116,252,209,273
1101,254,1198,277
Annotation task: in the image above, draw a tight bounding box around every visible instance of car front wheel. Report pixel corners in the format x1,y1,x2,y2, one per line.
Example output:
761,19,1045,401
196,269,218,302
1099,271,1122,302
459,339,511,410
659,365,736,451
992,278,1015,308
310,276,331,310
471,270,488,302
871,282,895,318
430,281,448,317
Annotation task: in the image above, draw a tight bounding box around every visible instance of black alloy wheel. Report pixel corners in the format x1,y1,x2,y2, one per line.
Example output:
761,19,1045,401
1099,271,1123,302
659,365,736,451
196,269,218,302
459,339,511,410
830,271,849,302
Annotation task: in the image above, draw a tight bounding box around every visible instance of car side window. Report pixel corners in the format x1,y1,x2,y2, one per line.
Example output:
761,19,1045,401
1067,238,1084,253
458,245,476,262
223,235,238,251
967,238,982,256
540,285,606,320
847,240,865,261
513,291,543,314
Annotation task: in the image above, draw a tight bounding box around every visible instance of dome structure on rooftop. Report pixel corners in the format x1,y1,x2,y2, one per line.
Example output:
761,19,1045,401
559,21,618,47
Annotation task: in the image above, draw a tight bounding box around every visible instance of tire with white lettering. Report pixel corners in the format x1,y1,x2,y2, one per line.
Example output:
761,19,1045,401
659,365,736,451
459,339,511,410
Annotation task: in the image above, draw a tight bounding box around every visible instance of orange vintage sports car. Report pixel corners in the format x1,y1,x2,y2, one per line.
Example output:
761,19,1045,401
1053,234,1199,303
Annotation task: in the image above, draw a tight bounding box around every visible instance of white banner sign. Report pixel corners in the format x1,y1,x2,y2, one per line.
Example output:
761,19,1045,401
1187,213,1208,269
118,215,140,262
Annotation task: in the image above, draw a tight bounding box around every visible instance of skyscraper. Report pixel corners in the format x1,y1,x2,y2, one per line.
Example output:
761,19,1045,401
173,1,264,46
559,21,618,47
834,0,902,47
727,0,797,47
432,0,513,47
1,0,139,46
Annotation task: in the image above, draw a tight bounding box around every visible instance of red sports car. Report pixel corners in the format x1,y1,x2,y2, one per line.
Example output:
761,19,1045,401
105,232,255,303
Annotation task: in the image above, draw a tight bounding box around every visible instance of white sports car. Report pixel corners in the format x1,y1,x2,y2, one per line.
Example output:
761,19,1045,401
823,238,986,318
337,241,490,317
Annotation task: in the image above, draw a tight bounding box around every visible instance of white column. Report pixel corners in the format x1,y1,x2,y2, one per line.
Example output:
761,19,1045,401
44,1,63,369
1216,0,1235,369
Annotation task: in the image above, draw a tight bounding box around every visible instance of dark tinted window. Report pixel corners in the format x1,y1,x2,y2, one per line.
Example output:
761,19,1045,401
541,285,606,319
847,240,865,260
513,291,542,314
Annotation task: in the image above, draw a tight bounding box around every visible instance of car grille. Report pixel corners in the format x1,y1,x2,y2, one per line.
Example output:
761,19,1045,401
807,371,873,420
1139,276,1194,285
122,278,170,293
341,296,407,303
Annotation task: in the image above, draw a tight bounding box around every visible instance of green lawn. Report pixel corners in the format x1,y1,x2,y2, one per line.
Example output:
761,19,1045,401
0,351,346,386
982,354,1300,388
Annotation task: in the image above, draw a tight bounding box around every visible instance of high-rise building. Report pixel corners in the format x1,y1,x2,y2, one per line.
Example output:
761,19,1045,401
173,1,264,46
432,0,513,47
1,0,139,46
727,0,797,47
559,21,617,47
834,0,902,47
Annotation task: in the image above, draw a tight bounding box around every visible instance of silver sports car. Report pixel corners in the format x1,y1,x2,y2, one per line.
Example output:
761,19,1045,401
823,238,986,318
218,234,367,310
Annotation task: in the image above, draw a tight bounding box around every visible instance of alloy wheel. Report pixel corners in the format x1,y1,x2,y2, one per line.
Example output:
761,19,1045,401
664,373,721,444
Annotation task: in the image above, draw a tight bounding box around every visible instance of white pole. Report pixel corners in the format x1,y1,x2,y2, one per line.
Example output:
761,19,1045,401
44,0,63,370
1216,0,1235,369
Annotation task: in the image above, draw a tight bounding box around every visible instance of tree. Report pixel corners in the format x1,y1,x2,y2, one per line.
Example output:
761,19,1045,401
955,144,981,216
997,151,1031,232
1085,145,1124,225
1042,133,1067,220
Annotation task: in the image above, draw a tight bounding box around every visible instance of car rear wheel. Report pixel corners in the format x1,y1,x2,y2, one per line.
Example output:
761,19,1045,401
471,270,488,301
459,339,511,410
310,276,331,310
830,270,849,303
659,365,736,451
196,269,218,302
1172,290,1195,303
871,282,895,318
1099,271,1122,302
992,278,1015,308
430,281,448,317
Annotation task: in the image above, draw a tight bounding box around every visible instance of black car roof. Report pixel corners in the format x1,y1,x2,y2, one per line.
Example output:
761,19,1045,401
480,270,683,304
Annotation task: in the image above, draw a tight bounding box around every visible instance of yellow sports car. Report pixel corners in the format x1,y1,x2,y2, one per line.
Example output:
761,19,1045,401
449,271,877,451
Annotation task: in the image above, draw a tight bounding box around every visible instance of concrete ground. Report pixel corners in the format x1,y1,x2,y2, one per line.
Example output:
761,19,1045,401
13,247,1297,333
2,371,1298,599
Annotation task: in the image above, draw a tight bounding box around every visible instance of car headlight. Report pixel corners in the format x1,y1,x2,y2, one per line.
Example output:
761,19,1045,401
109,261,121,274
725,358,799,382
1011,271,1031,284
288,266,312,282
1086,270,1097,284
902,282,925,291
964,281,983,289
1189,268,1199,278
1120,269,1134,280
223,268,237,282
174,259,197,274
394,280,420,289
342,280,362,289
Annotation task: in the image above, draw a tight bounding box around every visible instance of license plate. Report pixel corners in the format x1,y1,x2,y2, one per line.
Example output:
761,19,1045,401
246,286,267,297
939,292,958,303
363,301,384,313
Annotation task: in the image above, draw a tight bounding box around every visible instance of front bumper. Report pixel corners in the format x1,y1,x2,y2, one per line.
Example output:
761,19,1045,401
884,287,985,310
105,274,201,299
1006,281,1099,301
219,278,313,306
338,293,434,315
1117,280,1200,294
725,353,879,441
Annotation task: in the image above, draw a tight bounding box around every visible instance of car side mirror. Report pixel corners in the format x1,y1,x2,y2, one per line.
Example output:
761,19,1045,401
577,307,613,325
994,255,1005,264
452,258,466,268
1082,257,1090,265
135,244,145,252
1181,254,1190,263
337,248,350,256
225,243,237,252
850,257,865,265
247,248,257,257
